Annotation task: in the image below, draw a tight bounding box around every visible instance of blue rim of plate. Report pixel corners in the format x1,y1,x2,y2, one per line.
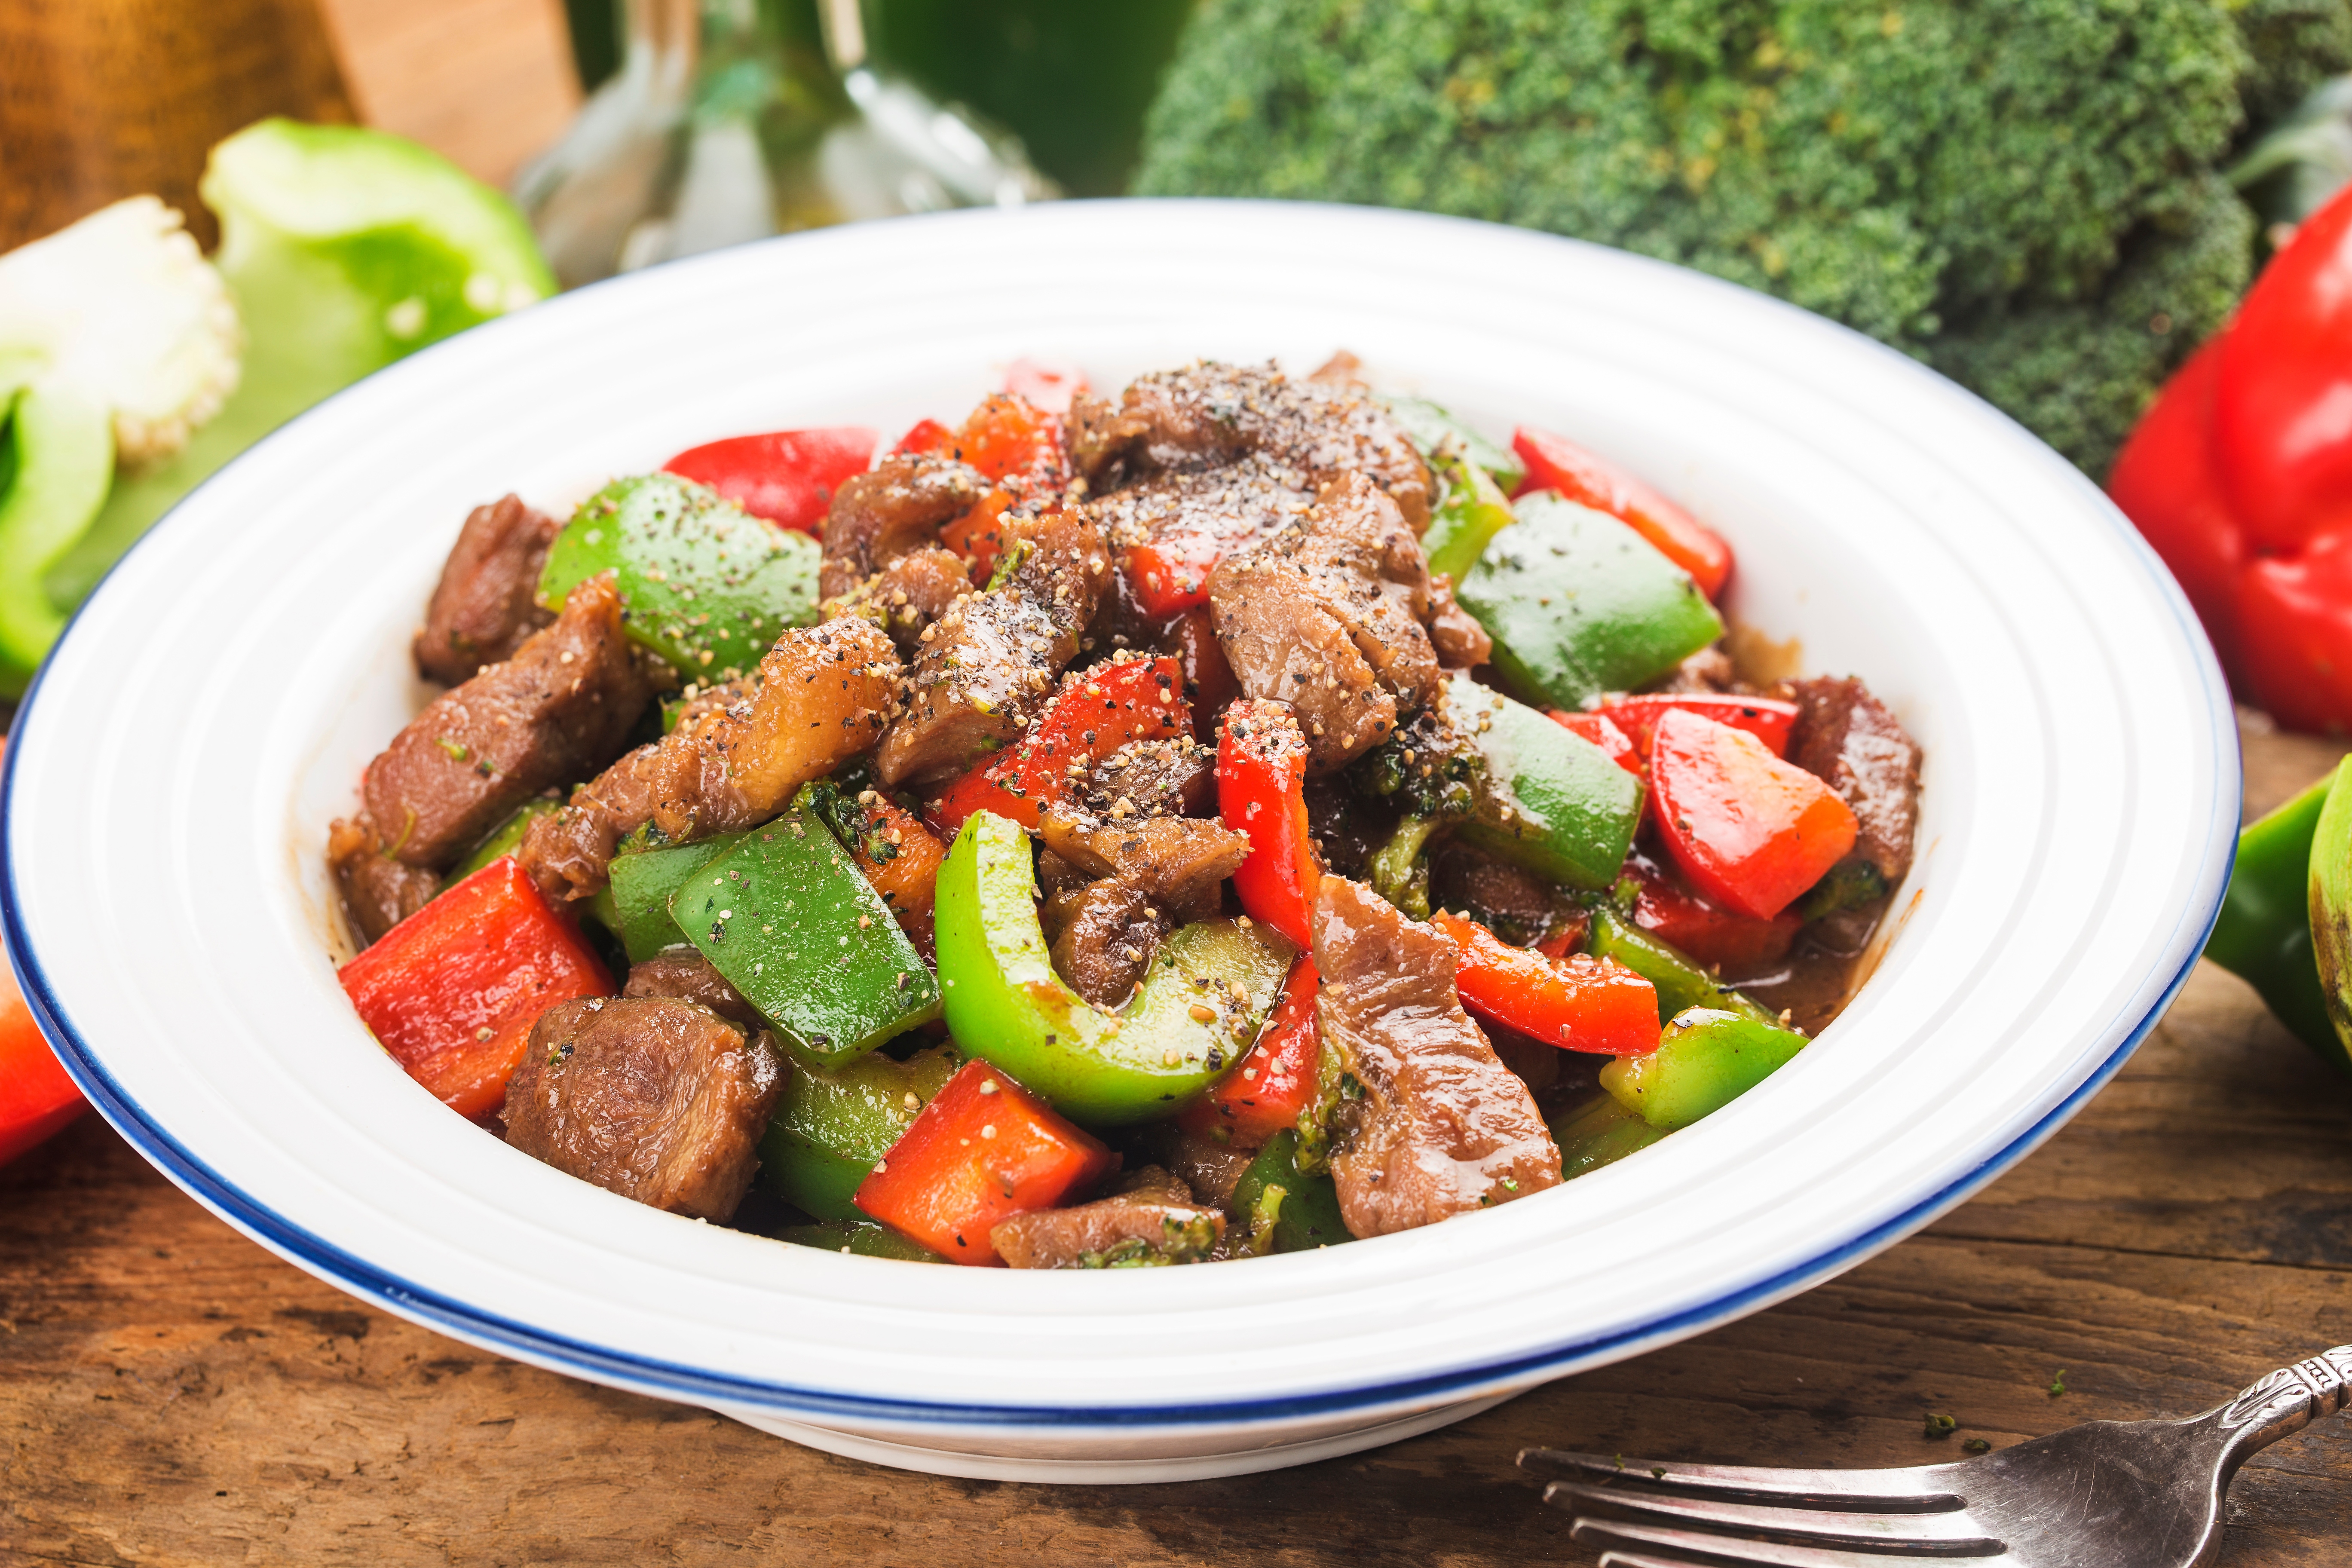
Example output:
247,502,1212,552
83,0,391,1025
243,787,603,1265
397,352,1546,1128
0,208,2242,1432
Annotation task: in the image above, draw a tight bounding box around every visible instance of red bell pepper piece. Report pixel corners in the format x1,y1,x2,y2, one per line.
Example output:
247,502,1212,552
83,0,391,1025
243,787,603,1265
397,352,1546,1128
1176,956,1319,1148
1512,427,1733,599
1124,531,1227,617
895,417,955,456
0,961,84,1167
1003,357,1088,414
938,488,1017,583
1217,701,1323,950
1651,709,1857,921
1622,853,1800,971
337,857,615,1121
853,1058,1114,1265
929,657,1191,833
661,427,877,538
1548,710,1644,775
1431,911,1659,1056
897,393,1066,484
1597,693,1797,759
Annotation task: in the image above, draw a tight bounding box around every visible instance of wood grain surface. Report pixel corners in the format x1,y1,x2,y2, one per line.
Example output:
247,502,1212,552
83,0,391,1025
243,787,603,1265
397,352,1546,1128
4,720,2349,1567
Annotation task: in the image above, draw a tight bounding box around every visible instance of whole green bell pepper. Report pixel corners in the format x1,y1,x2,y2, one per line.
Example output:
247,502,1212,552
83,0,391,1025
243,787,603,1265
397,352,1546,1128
1600,1006,1809,1130
760,1044,961,1221
677,789,941,1070
1450,674,1645,891
539,472,821,683
934,810,1297,1126
1458,492,1724,709
2206,767,2351,1075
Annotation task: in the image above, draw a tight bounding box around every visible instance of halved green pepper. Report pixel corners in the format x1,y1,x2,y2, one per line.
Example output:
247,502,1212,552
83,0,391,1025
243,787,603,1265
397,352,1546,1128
934,810,1298,1126
1225,1128,1353,1253
1419,449,1519,585
1547,1089,1669,1178
539,472,821,682
1450,674,1644,891
1584,903,1777,1026
1458,492,1724,709
759,1044,961,1221
1600,1007,1809,1130
609,829,748,961
677,789,941,1070
2206,767,2349,1075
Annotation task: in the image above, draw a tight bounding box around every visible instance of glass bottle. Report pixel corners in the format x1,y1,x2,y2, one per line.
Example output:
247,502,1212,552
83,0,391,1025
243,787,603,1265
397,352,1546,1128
515,0,1054,289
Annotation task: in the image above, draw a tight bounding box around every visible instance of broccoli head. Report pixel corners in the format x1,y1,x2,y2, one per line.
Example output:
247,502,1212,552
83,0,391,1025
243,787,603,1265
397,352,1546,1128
1136,0,2320,475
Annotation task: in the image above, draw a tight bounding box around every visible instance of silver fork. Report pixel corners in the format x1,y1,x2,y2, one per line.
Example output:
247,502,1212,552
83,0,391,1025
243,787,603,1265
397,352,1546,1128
1519,1344,2352,1567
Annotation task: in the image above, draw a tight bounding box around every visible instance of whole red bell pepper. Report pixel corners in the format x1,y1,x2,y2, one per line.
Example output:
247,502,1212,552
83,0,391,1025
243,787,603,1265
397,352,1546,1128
929,656,1191,832
662,427,877,538
1176,956,1319,1148
337,857,614,1121
2109,178,2352,729
1512,427,1734,599
0,960,84,1166
1430,911,1659,1056
1651,709,1856,921
854,1057,1114,1265
1218,701,1323,950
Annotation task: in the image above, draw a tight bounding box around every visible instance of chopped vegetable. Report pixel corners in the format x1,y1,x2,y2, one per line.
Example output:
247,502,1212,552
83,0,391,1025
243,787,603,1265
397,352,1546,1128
1225,1127,1354,1253
1176,956,1319,1148
1599,1006,1810,1130
776,1219,949,1261
1549,709,1642,775
538,473,820,681
760,1044,962,1221
1431,910,1657,1056
1651,709,1858,920
608,830,748,962
1218,700,1323,948
662,426,878,537
1124,529,1227,616
853,1058,1114,1265
443,798,564,891
0,197,240,692
1546,1090,1667,1180
337,857,614,1120
1620,853,1802,973
934,810,1296,1124
931,656,1189,832
1378,395,1523,491
1458,493,1724,711
1597,693,1797,759
675,790,941,1071
1585,903,1778,1028
1419,448,1518,588
1451,674,1645,891
900,393,1068,580
1513,427,1733,599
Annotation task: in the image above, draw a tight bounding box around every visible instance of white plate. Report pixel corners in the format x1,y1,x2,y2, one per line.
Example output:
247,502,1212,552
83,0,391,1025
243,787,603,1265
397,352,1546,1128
2,200,2237,1482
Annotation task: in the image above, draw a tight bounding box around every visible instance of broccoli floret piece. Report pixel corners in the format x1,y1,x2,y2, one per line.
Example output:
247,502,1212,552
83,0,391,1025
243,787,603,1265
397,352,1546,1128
1135,0,2287,475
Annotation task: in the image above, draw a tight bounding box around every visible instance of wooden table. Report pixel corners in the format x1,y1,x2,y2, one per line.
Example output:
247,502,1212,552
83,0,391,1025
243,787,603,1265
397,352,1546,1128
7,721,2352,1566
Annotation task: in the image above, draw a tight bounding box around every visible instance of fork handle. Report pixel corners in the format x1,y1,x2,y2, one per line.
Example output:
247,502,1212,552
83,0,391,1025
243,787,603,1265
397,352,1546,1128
2203,1345,2352,1460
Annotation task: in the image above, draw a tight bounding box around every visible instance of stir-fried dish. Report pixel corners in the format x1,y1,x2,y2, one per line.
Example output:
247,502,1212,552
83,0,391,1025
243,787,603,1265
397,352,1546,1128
328,356,1922,1268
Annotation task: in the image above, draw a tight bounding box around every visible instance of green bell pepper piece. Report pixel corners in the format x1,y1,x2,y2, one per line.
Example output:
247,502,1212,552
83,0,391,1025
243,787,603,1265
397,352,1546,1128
2298,763,2352,1078
775,1219,946,1262
442,798,563,890
1225,1128,1354,1253
538,473,821,683
759,1044,961,1221
51,120,557,616
0,382,111,692
2207,768,2350,1075
1420,449,1519,586
1376,395,1523,491
1584,903,1778,1026
1458,492,1724,709
610,830,749,961
1600,1006,1810,1130
1450,674,1644,891
676,790,941,1070
1547,1089,1669,1178
935,810,1298,1126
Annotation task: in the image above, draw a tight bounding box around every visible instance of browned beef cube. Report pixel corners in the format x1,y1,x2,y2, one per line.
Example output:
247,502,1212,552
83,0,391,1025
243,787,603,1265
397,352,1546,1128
413,495,560,685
